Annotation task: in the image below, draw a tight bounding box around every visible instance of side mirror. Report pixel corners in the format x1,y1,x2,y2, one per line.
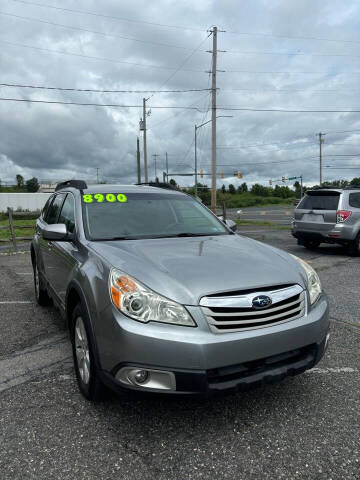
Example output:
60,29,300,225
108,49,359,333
42,223,69,241
225,219,237,232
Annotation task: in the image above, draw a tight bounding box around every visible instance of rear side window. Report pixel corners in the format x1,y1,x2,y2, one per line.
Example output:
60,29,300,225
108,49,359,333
298,192,340,210
58,194,76,232
349,193,360,208
45,194,66,224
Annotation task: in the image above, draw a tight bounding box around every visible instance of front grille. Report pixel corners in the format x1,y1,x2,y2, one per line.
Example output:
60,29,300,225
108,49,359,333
200,284,306,332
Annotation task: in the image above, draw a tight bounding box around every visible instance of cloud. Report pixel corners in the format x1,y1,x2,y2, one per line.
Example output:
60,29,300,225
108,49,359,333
0,0,360,188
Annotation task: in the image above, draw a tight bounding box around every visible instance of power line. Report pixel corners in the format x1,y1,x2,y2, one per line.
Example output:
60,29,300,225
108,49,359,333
0,97,203,109
0,11,204,51
2,97,360,114
8,0,360,47
221,88,359,95
324,154,360,157
0,40,205,72
224,69,360,75
3,39,359,77
197,156,319,167
148,91,210,129
226,49,360,59
0,82,210,94
227,29,360,45
216,106,360,113
148,34,210,100
8,0,206,31
325,129,360,134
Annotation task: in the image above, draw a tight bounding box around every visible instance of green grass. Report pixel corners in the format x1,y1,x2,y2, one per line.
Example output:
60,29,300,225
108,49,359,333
235,219,291,230
0,186,27,193
235,219,275,226
216,193,294,208
0,218,36,240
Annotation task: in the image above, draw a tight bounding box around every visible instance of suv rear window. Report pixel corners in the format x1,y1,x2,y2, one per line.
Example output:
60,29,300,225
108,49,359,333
298,192,340,210
349,193,360,208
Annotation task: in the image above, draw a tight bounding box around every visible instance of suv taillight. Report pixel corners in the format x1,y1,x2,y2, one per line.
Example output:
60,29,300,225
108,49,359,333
337,210,352,223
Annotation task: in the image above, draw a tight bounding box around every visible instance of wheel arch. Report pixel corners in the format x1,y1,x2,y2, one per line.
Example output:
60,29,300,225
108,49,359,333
65,280,102,369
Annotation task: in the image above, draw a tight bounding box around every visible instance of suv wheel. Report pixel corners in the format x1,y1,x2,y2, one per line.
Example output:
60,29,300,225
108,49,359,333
71,303,105,401
348,233,360,257
303,240,321,250
33,261,51,306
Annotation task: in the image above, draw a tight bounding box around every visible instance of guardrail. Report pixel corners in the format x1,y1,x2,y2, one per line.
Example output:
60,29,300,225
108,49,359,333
0,208,35,251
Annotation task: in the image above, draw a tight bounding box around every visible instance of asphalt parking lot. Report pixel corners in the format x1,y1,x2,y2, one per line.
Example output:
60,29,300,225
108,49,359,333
0,229,359,480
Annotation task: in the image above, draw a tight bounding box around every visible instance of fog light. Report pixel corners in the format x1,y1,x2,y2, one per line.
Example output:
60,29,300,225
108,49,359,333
133,369,149,384
115,367,176,390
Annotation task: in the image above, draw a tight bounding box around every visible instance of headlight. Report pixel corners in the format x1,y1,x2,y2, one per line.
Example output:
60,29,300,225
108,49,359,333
291,255,322,304
109,268,195,327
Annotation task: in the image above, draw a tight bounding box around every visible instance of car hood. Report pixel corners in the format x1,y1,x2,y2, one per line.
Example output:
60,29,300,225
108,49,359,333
89,234,307,305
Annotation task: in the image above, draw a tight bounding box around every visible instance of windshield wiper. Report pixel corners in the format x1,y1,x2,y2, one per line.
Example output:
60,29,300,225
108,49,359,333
171,232,226,237
94,236,139,241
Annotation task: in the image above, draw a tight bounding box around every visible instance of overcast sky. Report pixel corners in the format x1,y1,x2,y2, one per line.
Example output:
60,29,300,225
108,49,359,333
1,0,360,188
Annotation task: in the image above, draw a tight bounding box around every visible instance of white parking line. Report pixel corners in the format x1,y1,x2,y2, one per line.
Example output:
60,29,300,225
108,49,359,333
16,272,33,275
0,301,33,304
305,367,358,374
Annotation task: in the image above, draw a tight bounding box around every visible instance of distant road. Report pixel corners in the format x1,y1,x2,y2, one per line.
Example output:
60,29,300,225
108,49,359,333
225,205,295,225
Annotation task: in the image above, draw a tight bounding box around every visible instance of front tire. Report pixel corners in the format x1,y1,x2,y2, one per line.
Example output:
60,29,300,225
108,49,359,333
71,303,105,401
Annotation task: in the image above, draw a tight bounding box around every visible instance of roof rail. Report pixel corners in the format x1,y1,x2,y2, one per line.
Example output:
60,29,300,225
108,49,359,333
344,185,360,190
135,182,177,190
55,180,88,191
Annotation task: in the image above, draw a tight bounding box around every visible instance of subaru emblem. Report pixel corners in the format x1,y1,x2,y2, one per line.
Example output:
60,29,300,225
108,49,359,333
252,295,272,309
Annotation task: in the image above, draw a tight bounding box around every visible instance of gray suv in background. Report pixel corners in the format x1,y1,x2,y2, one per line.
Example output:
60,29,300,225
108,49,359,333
292,187,360,255
31,180,329,401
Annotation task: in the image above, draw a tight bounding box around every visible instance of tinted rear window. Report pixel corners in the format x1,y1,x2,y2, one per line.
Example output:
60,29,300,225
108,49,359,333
298,192,340,210
349,193,360,208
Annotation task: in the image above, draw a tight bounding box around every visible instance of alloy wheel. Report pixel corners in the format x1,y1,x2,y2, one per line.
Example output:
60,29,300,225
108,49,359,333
74,316,91,385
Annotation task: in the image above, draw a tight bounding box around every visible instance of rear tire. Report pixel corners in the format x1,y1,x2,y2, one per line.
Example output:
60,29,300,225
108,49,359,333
71,303,105,401
348,233,360,257
33,260,51,306
303,240,321,250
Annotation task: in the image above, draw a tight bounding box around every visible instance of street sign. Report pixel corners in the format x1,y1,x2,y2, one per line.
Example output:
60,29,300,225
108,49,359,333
288,176,297,180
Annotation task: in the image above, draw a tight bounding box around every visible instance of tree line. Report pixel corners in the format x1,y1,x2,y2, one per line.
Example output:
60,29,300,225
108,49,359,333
0,175,39,192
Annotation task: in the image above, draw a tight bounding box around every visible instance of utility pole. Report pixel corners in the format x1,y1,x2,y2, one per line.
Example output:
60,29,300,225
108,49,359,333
300,175,303,198
210,26,217,212
194,125,198,197
143,98,148,183
152,154,160,181
318,132,325,186
136,137,141,184
165,152,168,183
96,167,99,183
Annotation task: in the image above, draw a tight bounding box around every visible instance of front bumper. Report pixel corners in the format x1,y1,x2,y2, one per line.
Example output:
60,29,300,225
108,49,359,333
95,294,329,395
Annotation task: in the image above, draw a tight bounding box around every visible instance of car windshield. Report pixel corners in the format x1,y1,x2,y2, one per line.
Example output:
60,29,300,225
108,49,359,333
82,192,229,240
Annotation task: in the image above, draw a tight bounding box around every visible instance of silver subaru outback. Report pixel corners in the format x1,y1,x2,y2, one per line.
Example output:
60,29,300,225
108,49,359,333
31,180,329,400
292,187,360,255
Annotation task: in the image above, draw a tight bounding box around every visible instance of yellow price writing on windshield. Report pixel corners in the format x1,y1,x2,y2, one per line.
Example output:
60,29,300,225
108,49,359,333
82,194,128,203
